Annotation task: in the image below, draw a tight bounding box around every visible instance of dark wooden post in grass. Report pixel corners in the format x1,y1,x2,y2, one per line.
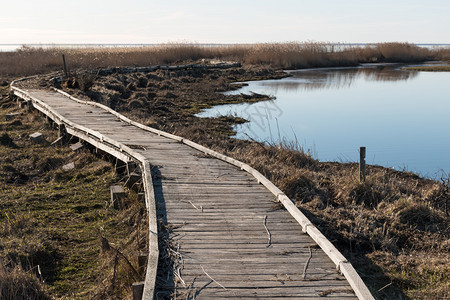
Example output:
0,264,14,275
359,147,366,183
132,282,145,300
138,252,148,277
62,54,68,78
110,185,125,209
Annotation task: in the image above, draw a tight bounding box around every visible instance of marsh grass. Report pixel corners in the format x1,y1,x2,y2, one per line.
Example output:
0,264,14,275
1,42,448,77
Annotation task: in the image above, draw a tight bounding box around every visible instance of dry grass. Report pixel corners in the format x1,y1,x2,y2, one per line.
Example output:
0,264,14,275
93,201,148,300
403,65,450,72
1,42,448,77
354,43,433,63
0,259,49,300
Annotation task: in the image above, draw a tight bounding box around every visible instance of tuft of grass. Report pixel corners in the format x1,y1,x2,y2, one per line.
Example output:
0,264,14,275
0,259,49,300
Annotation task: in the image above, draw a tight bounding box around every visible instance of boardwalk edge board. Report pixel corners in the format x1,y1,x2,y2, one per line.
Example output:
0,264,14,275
10,75,374,300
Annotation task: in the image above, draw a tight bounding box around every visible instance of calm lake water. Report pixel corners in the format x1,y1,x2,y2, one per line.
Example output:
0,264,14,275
197,64,450,178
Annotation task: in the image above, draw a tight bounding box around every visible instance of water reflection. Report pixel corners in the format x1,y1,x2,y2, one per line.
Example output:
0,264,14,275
267,65,419,92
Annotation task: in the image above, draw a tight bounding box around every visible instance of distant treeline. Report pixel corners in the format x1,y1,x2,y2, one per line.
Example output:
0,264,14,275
1,42,449,77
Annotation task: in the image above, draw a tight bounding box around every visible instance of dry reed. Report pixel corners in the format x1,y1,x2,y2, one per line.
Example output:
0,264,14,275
1,42,447,77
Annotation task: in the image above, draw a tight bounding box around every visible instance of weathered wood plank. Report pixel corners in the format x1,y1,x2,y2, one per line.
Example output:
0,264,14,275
166,279,353,289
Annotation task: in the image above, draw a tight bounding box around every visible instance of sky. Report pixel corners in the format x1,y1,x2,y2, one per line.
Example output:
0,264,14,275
1,0,449,44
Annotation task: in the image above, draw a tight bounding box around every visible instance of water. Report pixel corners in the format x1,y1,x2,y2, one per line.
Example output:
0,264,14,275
197,64,450,178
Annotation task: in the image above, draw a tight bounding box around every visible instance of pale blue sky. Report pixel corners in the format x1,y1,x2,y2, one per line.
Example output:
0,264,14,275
1,0,449,44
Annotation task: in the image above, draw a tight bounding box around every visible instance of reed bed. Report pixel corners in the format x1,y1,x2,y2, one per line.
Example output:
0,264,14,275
1,42,447,77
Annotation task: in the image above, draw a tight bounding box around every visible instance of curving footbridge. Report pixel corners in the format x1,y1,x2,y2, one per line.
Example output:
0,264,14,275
11,74,374,299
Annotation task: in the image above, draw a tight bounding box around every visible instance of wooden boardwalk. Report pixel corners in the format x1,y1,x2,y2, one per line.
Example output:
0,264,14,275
12,86,373,299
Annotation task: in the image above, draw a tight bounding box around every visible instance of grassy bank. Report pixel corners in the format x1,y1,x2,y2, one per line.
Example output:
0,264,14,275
1,42,448,77
0,87,147,299
49,65,450,299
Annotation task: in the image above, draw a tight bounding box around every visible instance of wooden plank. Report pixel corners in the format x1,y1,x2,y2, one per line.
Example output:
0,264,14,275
180,255,326,264
162,272,344,282
169,225,303,232
174,280,351,291
172,247,319,255
183,289,355,299
141,161,159,299
169,244,314,250
159,203,279,210
178,262,338,272
174,273,349,282
165,219,300,226
164,280,352,290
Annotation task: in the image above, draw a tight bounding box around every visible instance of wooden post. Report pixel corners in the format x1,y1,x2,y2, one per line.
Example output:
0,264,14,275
359,147,366,183
26,100,31,112
62,54,68,77
58,124,65,138
138,252,148,277
29,132,46,144
110,185,125,209
132,282,145,300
